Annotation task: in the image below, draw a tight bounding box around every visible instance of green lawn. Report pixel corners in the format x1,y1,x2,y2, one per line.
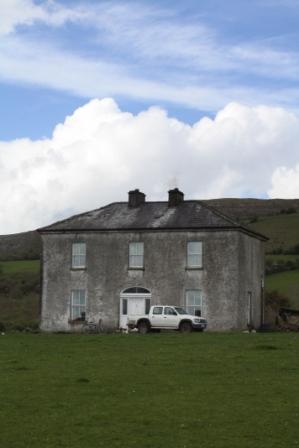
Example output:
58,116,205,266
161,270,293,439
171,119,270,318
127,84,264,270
1,333,299,448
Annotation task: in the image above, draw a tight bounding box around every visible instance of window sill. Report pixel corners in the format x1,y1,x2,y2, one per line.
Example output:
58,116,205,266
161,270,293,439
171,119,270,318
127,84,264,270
128,267,145,271
185,267,203,271
68,318,86,325
71,267,87,271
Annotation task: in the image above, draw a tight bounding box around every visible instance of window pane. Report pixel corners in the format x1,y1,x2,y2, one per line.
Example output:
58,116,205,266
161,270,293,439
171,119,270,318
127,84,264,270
129,243,144,267
122,299,128,315
129,242,144,256
188,242,202,254
186,290,202,315
145,299,151,314
189,255,201,266
153,306,163,315
72,307,81,319
164,307,176,315
187,242,202,267
72,243,86,255
130,255,143,267
71,290,86,319
72,243,86,268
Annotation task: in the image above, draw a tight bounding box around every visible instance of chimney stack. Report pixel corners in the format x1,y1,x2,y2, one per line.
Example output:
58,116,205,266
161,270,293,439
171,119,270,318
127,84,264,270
168,188,184,207
128,189,146,208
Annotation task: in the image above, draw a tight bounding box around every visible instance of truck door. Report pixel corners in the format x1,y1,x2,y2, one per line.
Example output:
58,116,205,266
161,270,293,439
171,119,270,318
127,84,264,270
151,306,164,327
163,306,180,328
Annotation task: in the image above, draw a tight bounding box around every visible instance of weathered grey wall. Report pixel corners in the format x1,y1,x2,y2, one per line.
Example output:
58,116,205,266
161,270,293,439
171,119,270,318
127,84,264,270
238,233,264,329
40,230,264,332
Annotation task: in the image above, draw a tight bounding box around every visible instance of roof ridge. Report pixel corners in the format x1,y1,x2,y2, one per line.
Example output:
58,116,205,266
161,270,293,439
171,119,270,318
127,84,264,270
195,200,240,226
37,201,123,232
195,200,268,239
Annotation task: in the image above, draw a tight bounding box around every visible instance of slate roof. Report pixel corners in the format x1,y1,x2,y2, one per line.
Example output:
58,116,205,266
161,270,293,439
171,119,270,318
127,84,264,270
38,201,267,241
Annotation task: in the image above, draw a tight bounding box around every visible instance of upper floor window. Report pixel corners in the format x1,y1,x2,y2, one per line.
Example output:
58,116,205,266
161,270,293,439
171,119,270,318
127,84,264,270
129,242,144,268
72,242,86,269
71,289,86,320
186,290,202,316
187,241,202,268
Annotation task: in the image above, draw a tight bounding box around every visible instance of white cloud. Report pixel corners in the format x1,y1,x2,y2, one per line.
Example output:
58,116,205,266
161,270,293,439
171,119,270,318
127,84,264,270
1,99,299,234
0,0,83,35
268,165,299,198
1,2,299,112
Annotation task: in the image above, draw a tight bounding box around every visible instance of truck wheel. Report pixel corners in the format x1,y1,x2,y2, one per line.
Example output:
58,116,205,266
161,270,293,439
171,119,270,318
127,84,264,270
179,321,192,333
138,321,149,334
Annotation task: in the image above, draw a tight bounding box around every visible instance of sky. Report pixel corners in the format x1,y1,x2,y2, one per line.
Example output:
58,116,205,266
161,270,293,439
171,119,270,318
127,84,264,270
1,0,299,234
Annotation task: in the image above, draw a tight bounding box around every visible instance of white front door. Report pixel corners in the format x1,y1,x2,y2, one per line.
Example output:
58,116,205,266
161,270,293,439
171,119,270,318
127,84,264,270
119,294,150,329
128,298,145,316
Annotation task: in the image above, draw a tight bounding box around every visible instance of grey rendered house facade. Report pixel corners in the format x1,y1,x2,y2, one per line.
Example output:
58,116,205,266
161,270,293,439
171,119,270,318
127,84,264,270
39,188,267,332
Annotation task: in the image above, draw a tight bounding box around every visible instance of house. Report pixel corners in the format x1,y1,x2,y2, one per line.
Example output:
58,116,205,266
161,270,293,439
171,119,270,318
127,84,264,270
38,188,267,332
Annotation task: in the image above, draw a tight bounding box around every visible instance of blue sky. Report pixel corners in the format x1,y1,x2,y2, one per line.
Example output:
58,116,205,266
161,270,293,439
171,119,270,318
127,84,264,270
1,0,299,233
2,0,299,139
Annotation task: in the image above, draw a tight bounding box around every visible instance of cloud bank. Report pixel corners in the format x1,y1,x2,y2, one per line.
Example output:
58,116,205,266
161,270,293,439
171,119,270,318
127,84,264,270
1,98,299,234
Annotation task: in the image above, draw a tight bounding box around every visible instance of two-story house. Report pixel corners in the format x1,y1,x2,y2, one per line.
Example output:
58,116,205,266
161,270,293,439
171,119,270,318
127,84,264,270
38,188,267,332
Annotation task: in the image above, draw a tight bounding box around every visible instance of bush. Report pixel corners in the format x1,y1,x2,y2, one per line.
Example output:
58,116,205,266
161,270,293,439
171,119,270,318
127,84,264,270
271,247,284,255
265,290,290,310
286,243,299,255
9,320,40,333
280,207,297,214
265,258,299,275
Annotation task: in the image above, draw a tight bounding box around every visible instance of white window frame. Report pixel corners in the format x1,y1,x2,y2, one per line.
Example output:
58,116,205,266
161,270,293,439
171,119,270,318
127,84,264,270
187,241,203,268
72,242,86,269
185,290,202,316
71,289,86,320
129,242,144,268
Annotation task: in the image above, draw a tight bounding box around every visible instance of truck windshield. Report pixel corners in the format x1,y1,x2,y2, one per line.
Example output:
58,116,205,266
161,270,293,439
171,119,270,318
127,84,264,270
174,307,187,315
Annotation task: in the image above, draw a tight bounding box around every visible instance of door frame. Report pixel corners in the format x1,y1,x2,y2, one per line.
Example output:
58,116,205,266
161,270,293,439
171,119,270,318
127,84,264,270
119,290,151,329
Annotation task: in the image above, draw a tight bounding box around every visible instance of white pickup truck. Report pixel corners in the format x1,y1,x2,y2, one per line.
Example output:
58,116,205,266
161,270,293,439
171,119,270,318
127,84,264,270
128,305,207,334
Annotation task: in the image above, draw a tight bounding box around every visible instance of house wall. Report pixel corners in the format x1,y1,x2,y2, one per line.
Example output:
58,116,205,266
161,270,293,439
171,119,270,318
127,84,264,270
237,233,264,329
40,230,264,332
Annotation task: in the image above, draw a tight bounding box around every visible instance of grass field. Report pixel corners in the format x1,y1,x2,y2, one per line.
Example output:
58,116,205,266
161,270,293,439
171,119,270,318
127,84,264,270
1,333,299,448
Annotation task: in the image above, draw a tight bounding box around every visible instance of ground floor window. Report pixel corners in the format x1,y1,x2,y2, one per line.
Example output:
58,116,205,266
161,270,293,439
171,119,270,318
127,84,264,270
186,290,202,316
71,289,86,320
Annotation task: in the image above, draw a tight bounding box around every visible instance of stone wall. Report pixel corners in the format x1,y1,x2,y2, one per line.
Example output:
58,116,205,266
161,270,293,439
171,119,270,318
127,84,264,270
40,229,264,332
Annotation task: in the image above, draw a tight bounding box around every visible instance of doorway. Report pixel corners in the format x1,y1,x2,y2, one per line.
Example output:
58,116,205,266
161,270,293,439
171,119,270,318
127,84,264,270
120,287,151,329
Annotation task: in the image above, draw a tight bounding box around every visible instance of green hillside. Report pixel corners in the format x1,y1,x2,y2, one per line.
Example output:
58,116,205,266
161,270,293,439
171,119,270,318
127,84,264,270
0,230,41,261
266,269,299,308
247,214,299,308
0,260,40,330
246,213,299,254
